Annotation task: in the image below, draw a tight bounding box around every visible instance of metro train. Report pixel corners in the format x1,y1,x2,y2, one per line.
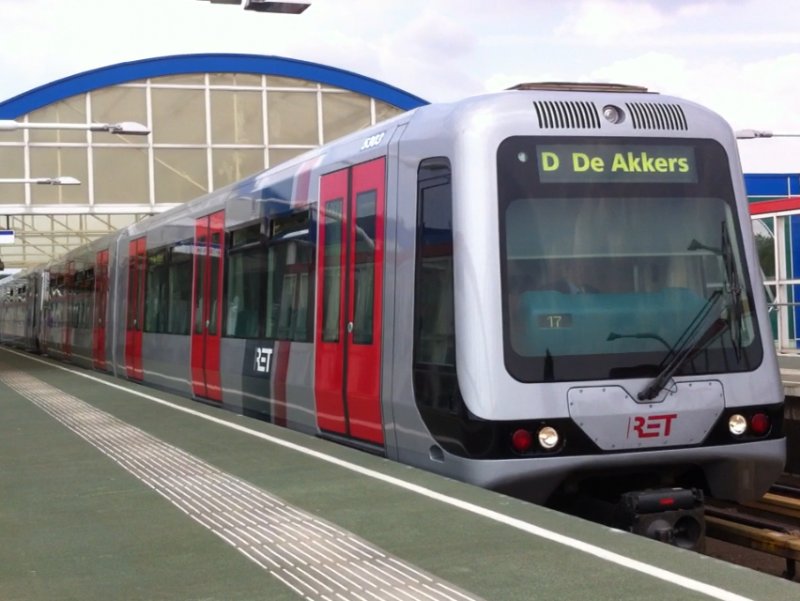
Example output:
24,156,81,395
0,83,785,544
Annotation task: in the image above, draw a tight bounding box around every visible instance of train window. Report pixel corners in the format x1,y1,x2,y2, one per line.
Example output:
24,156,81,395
321,199,344,343
498,136,763,381
231,223,261,247
167,244,192,335
225,240,266,338
414,168,455,370
138,243,193,335
269,210,309,238
208,232,222,336
412,158,495,458
352,191,376,345
194,236,207,335
414,158,459,406
265,240,314,342
145,249,169,333
224,216,314,341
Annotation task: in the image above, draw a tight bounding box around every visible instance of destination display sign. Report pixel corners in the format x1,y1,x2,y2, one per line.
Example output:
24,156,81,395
536,143,697,184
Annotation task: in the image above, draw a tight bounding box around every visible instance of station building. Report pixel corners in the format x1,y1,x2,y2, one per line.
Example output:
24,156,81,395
0,53,427,268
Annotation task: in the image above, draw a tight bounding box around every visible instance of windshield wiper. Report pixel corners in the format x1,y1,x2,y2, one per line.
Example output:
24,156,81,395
607,331,672,352
637,290,724,401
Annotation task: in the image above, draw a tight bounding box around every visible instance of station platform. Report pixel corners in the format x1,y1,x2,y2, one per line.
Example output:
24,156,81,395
1,346,797,601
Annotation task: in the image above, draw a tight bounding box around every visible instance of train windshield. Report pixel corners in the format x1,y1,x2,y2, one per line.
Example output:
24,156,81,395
498,136,763,382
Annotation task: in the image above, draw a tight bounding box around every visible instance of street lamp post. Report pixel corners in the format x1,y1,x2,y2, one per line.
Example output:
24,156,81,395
735,129,800,139
0,177,81,186
196,0,311,13
0,120,150,135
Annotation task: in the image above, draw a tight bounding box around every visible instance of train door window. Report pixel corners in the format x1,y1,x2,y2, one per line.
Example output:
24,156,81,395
193,235,207,335
208,231,222,335
127,255,139,331
321,199,344,342
352,191,376,345
126,238,147,380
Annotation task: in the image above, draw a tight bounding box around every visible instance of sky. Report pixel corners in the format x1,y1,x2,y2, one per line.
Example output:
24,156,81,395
1,0,799,173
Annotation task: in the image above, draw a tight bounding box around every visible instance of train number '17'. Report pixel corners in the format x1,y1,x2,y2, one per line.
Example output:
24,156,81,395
627,413,677,439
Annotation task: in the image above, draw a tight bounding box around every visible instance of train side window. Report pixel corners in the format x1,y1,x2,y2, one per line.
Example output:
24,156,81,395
265,210,314,342
77,268,94,329
225,215,314,342
413,158,460,410
145,248,169,333
136,241,193,335
264,241,314,341
167,242,193,335
225,225,266,339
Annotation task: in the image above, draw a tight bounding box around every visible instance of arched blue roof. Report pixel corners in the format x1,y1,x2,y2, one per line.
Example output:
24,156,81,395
0,53,429,118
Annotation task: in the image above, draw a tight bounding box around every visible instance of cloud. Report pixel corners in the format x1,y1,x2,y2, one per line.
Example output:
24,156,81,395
586,51,800,132
556,0,672,42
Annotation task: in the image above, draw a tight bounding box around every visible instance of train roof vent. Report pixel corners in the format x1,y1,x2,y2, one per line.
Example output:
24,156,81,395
533,100,601,129
626,102,688,131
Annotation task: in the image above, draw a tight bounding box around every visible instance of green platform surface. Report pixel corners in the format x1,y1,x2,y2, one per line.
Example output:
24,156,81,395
0,347,797,601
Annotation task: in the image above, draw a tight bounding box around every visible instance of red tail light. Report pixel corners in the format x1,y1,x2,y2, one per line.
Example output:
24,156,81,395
749,413,770,436
511,429,533,453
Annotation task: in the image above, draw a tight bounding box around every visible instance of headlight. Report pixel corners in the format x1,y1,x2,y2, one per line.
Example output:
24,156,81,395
728,414,747,436
538,426,560,449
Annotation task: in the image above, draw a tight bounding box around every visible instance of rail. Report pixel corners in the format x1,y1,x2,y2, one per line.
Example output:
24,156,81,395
706,482,800,580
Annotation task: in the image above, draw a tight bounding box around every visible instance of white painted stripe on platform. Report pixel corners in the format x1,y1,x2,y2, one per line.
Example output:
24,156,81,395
1,348,759,601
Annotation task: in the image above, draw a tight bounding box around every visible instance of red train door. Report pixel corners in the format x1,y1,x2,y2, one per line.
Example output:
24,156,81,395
315,157,386,445
190,211,225,401
125,237,146,380
93,249,109,370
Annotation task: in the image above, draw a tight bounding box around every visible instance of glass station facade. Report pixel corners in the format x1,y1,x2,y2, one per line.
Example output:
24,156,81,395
747,173,800,351
0,54,426,267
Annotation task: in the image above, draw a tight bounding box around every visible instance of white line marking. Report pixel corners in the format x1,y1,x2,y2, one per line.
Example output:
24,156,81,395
0,348,762,601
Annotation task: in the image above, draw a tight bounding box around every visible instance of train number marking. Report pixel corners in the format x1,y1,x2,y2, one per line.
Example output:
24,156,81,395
537,313,572,329
360,132,385,151
254,347,274,374
627,413,677,439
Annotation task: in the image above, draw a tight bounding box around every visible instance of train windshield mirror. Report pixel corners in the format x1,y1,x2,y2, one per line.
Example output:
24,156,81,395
497,136,762,383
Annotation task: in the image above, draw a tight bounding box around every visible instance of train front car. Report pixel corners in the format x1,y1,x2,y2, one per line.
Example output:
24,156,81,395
393,84,785,547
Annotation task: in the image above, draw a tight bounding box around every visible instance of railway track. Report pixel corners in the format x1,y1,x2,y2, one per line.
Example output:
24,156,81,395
706,476,800,580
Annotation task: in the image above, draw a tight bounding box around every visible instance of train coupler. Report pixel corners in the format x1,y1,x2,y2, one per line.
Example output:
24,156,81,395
617,488,706,551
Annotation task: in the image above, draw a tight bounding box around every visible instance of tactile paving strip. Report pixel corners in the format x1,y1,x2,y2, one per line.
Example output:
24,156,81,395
1,369,484,601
